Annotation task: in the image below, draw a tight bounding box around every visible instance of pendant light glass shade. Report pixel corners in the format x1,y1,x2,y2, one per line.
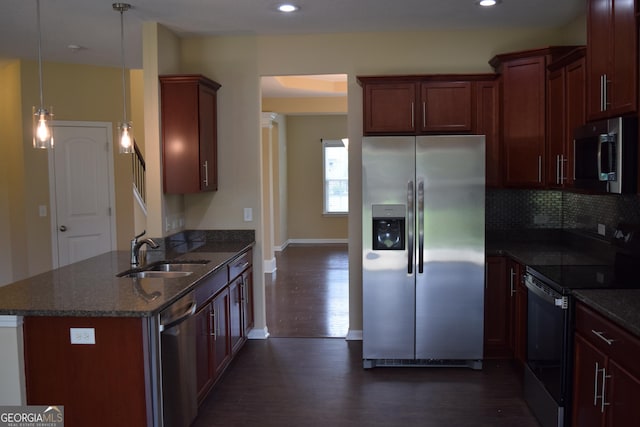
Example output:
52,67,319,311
33,0,53,149
118,121,133,154
113,3,133,154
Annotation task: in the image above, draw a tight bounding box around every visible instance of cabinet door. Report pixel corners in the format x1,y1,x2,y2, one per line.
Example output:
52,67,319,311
610,0,637,116
161,79,201,193
508,259,527,366
564,56,586,186
212,289,231,378
484,257,512,359
198,84,218,191
587,0,637,119
475,79,501,188
572,333,607,427
420,81,472,132
502,56,546,187
547,67,566,188
229,276,243,355
195,303,214,402
241,266,254,334
607,360,640,426
586,0,611,119
363,82,417,134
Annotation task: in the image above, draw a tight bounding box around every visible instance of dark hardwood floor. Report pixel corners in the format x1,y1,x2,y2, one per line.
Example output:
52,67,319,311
265,244,349,338
193,244,540,427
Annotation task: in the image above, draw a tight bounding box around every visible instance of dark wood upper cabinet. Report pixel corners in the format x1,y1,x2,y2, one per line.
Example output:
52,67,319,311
420,81,472,132
160,74,221,194
358,75,494,136
586,0,638,120
361,80,417,134
547,47,586,189
490,47,578,188
474,78,501,188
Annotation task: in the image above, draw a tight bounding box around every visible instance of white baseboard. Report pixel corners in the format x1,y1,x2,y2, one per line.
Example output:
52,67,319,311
247,327,270,340
345,329,363,341
263,257,277,274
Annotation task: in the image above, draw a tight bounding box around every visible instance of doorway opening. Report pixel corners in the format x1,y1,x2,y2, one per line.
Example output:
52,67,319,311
260,74,349,337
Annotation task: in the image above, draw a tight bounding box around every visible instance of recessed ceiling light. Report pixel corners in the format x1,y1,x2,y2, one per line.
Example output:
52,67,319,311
278,4,299,13
477,0,501,6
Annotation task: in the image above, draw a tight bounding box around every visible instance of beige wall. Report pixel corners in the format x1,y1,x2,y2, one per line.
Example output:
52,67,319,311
287,115,349,241
0,60,136,282
178,22,586,335
0,62,25,286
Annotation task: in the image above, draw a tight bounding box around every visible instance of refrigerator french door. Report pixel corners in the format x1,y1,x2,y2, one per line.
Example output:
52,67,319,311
362,135,485,369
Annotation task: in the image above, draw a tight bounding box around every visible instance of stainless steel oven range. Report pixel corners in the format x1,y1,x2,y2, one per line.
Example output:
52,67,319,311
523,225,640,427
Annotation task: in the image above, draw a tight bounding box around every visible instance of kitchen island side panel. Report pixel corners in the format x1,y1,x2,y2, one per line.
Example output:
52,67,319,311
23,316,148,427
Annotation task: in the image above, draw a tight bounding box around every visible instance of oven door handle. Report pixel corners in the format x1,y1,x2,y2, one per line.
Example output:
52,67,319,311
524,275,567,309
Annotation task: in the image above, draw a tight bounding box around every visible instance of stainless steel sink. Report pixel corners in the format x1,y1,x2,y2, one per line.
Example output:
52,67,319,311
145,263,205,272
117,259,209,278
120,270,193,279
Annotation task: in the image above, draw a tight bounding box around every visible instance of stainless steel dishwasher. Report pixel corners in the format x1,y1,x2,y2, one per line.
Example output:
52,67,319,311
160,290,198,427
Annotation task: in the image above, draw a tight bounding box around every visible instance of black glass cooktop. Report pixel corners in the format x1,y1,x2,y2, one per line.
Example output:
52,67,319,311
527,254,640,295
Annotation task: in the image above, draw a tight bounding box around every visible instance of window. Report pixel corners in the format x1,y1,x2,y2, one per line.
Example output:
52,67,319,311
322,138,348,214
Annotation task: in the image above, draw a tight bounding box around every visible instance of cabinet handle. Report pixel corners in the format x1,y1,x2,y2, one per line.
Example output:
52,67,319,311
601,366,611,413
411,102,415,129
560,154,566,184
203,160,209,187
593,362,600,406
591,329,615,345
422,101,426,128
556,155,560,185
509,267,516,297
538,156,542,183
214,311,216,339
603,74,609,111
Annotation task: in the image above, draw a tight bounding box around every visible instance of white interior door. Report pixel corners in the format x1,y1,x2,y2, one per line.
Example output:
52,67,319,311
49,122,116,267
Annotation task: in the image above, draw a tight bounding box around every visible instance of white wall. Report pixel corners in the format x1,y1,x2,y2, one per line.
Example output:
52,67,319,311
0,317,26,405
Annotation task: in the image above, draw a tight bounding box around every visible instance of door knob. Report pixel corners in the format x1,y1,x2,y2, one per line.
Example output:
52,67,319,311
59,225,67,232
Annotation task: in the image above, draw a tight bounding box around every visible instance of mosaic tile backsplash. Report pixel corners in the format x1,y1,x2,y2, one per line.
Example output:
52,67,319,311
487,189,640,239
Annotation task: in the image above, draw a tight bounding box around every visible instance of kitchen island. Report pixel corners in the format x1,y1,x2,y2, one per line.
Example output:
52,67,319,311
0,230,255,427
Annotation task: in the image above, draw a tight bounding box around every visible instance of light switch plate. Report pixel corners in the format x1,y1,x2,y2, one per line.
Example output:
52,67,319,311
243,207,253,222
70,328,96,345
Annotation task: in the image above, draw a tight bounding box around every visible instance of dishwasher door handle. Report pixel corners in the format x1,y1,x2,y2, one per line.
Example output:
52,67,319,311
159,301,197,332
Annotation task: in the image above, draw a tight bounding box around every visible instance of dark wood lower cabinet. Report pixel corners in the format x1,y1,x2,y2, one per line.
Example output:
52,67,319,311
23,317,148,427
484,256,511,358
572,302,640,426
196,288,232,403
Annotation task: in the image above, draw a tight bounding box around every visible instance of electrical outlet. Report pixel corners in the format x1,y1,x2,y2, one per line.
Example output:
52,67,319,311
597,224,606,236
70,328,96,345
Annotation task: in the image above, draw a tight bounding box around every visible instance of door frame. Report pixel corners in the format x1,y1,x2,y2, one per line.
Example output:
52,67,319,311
47,121,117,268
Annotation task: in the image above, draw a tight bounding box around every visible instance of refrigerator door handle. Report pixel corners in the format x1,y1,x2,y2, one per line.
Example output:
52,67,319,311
417,179,424,274
407,180,414,274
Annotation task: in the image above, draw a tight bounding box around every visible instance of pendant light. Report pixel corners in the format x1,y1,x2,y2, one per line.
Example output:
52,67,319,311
113,3,133,154
33,0,53,149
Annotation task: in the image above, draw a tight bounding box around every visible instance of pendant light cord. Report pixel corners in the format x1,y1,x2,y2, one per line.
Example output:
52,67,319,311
36,0,44,108
119,8,127,123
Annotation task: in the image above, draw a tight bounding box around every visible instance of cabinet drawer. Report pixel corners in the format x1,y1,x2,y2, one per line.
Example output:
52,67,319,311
228,250,252,281
575,302,640,377
195,268,227,308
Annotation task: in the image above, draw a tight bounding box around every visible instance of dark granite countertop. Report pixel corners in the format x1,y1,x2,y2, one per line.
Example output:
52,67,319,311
0,231,254,318
572,289,640,338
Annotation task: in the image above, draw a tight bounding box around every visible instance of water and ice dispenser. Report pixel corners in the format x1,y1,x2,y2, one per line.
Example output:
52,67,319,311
371,204,405,250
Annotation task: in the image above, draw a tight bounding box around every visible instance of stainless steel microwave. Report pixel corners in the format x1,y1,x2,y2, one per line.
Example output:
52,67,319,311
573,116,638,194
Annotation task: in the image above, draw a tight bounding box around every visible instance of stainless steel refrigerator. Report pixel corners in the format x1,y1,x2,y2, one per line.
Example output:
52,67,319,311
362,135,485,369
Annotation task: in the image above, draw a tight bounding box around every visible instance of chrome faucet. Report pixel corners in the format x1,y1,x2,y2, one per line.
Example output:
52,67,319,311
130,230,160,267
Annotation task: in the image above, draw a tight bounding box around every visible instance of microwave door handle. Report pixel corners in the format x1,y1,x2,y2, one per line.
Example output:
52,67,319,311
407,180,414,275
597,136,603,180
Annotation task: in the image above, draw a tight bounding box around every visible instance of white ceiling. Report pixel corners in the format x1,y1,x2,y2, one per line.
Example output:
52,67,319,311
0,0,585,97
